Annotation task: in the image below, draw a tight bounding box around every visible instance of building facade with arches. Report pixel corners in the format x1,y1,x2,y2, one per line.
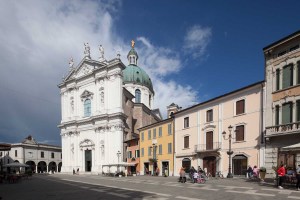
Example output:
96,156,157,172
0,135,62,173
174,82,265,177
58,42,161,174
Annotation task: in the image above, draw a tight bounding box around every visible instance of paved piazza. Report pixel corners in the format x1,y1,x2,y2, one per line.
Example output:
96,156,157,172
1,174,300,200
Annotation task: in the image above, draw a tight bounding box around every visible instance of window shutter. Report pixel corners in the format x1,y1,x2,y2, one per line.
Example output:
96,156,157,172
282,103,292,124
235,125,244,141
184,136,189,148
206,131,213,150
283,65,292,89
276,69,280,90
236,100,245,115
275,105,280,125
297,101,300,122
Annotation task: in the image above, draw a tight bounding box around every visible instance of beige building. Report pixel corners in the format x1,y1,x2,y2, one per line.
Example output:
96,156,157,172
264,30,300,176
174,82,265,177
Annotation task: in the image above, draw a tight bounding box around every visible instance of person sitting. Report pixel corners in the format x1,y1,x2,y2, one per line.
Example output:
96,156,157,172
286,168,295,183
253,166,259,179
247,165,253,178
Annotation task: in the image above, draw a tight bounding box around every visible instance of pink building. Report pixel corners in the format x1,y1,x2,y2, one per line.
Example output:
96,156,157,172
174,81,265,177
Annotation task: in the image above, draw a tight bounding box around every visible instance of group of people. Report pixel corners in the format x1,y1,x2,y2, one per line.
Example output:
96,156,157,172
179,166,207,183
277,164,300,190
246,165,260,179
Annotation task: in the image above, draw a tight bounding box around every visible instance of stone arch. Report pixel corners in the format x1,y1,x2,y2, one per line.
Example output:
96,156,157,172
37,161,47,173
26,161,36,173
48,161,57,172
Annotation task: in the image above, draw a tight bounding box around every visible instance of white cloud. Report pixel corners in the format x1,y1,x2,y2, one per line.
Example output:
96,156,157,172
0,0,199,143
137,36,181,77
184,25,212,59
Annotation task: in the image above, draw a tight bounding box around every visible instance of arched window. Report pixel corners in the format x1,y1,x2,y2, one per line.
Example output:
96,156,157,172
135,89,141,103
84,99,91,117
149,95,151,107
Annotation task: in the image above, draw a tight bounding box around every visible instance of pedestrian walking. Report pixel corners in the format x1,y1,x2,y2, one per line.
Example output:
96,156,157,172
277,164,286,189
179,167,186,183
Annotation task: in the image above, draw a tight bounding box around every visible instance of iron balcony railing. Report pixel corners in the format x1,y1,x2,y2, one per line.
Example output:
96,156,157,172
194,142,221,152
266,122,300,136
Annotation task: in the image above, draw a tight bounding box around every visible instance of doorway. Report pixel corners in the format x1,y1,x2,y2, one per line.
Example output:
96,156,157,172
203,156,216,176
85,150,92,172
232,155,247,175
162,161,169,176
144,163,149,175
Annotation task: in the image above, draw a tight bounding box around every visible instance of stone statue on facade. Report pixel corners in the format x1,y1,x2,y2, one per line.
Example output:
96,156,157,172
99,45,105,62
84,42,91,58
69,57,74,70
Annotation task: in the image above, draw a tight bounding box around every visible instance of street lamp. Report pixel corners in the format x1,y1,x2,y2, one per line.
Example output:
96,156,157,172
117,151,121,173
222,125,234,178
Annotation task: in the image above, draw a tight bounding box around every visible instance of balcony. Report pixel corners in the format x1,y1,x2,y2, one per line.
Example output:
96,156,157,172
194,142,221,152
266,122,300,137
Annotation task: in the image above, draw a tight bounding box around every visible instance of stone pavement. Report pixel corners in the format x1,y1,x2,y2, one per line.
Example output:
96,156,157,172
1,173,300,200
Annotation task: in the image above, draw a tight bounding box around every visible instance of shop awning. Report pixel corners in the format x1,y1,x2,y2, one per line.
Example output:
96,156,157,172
281,143,300,151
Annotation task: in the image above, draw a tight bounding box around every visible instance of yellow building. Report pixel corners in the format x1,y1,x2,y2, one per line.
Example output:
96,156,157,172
138,118,175,176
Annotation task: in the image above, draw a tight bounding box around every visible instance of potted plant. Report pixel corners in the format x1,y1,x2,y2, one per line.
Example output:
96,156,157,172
259,167,266,181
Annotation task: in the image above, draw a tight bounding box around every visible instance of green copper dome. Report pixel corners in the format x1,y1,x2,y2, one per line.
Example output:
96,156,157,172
123,64,154,93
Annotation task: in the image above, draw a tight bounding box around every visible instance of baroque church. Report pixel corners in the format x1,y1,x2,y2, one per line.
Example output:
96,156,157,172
58,41,161,173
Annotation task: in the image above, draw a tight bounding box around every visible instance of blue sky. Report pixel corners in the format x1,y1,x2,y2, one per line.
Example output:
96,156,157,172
0,0,299,145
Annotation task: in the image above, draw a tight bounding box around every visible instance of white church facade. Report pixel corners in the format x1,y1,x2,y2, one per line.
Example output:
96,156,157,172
58,41,161,174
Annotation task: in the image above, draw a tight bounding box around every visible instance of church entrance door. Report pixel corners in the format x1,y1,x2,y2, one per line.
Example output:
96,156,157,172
85,150,92,172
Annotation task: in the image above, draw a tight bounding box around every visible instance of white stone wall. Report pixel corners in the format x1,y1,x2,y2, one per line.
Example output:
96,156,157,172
59,59,125,173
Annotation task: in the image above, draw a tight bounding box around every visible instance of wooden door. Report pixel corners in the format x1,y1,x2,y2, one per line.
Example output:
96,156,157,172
203,156,216,176
206,131,213,150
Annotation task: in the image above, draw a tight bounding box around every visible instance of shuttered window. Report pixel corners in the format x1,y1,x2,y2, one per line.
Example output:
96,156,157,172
159,127,162,137
148,146,152,156
141,132,144,141
275,105,280,125
153,128,156,138
282,102,293,124
206,131,213,150
235,125,245,141
168,124,172,135
184,136,189,149
282,65,293,89
276,69,280,90
184,117,189,128
159,144,162,155
297,101,300,122
141,148,144,157
206,109,213,122
236,99,245,115
148,130,151,140
168,143,172,154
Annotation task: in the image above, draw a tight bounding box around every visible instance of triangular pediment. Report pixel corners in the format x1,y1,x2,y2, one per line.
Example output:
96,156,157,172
64,58,107,82
80,90,94,99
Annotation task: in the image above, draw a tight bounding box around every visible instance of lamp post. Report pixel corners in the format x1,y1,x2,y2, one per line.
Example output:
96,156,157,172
222,125,234,178
117,151,121,173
